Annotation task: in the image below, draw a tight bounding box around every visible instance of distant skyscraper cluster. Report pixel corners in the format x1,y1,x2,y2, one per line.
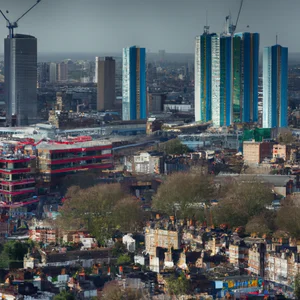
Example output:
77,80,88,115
195,17,288,129
122,46,147,121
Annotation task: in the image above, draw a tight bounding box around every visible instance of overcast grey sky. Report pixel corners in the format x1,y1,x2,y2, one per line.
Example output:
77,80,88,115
0,0,298,54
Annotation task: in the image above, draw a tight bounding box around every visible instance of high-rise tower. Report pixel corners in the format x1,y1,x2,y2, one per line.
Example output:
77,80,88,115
195,23,233,127
263,44,288,128
122,46,147,120
97,57,116,111
194,28,216,123
5,34,37,126
233,32,260,123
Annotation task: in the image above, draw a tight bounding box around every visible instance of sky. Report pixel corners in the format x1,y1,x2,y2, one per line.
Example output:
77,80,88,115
0,0,299,54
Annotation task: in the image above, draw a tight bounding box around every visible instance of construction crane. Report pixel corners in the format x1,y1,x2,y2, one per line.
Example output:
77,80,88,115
231,0,244,36
0,0,42,38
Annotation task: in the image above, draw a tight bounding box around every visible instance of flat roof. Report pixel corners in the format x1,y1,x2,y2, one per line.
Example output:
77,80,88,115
36,139,111,150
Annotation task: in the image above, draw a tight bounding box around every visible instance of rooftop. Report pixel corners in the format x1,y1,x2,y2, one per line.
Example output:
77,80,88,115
36,139,112,150
216,173,296,186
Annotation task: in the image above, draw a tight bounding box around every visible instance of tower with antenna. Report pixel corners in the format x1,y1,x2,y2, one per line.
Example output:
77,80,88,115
1,0,43,126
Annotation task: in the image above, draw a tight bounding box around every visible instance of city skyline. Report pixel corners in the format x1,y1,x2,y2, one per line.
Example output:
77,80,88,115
0,0,299,54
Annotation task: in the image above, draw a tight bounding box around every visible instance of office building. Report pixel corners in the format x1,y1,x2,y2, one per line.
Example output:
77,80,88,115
37,62,49,87
233,32,260,123
122,46,147,120
263,44,288,128
195,27,232,127
57,62,68,82
49,62,57,83
4,34,37,126
158,50,166,62
94,56,99,83
195,31,215,123
97,57,115,111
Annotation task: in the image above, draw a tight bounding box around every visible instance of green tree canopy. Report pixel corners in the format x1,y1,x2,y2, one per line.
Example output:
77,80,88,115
53,290,75,300
276,199,300,239
245,211,276,237
58,184,143,245
166,273,190,296
278,132,296,145
152,170,214,218
116,254,132,266
159,138,189,155
294,273,300,300
213,179,274,228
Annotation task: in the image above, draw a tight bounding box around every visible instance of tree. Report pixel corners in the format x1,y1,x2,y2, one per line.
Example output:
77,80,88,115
58,184,143,245
159,138,189,155
165,273,190,297
213,179,274,228
276,199,300,239
294,273,300,300
0,241,31,265
53,291,75,300
117,254,132,265
245,211,276,237
278,132,295,145
152,170,214,218
59,169,103,194
111,241,126,257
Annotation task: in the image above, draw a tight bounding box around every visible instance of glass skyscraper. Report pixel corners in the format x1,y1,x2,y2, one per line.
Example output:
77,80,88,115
122,46,146,121
195,29,259,127
233,32,260,123
195,32,215,123
263,45,288,128
5,34,37,126
195,31,233,127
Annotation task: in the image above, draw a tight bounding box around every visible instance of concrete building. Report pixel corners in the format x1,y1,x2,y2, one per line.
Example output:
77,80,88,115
164,104,192,112
243,141,274,164
179,132,243,151
147,93,166,114
122,46,146,120
4,34,37,126
273,144,293,161
94,56,99,83
263,44,288,128
57,62,68,82
49,62,57,83
248,243,266,277
97,57,115,111
229,242,248,268
37,62,49,87
36,138,113,185
126,152,164,174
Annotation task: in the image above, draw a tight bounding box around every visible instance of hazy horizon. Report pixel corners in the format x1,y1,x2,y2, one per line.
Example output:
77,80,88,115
0,0,299,54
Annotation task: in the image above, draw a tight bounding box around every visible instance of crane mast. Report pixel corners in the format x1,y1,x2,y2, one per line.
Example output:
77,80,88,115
231,0,244,36
0,0,42,38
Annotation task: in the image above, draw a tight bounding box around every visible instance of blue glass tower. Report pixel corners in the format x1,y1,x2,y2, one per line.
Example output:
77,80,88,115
122,46,146,120
263,45,288,128
233,32,259,123
195,32,217,122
